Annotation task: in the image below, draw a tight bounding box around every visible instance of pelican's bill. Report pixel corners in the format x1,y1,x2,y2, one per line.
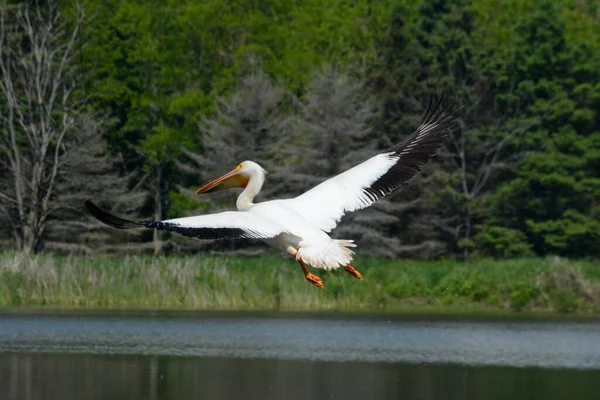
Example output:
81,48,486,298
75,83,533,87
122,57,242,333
196,167,249,194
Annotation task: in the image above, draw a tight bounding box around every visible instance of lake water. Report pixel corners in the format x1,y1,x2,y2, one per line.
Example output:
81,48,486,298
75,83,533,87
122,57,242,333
0,311,599,400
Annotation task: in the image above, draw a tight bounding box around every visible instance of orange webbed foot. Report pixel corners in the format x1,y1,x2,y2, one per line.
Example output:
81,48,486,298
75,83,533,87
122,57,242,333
344,265,362,280
305,273,325,289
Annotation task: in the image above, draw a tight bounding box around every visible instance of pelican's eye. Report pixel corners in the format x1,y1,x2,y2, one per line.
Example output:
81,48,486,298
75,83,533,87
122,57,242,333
236,163,243,171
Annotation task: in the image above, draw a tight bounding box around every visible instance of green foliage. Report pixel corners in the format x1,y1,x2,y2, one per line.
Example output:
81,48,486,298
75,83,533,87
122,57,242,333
167,191,210,219
509,282,540,311
474,226,534,258
474,1,600,258
526,210,600,257
435,269,493,302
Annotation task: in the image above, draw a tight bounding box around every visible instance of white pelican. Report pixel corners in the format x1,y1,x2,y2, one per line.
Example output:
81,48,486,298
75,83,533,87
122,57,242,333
86,96,460,288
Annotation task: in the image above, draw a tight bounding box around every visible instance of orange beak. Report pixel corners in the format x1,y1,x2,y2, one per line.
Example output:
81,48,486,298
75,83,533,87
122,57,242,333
196,167,249,194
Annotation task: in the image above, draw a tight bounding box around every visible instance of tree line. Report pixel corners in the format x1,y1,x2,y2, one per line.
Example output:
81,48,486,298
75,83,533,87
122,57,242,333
0,0,598,259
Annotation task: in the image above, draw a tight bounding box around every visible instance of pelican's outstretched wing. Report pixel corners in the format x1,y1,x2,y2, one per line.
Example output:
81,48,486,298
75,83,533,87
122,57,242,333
85,201,284,240
288,95,461,232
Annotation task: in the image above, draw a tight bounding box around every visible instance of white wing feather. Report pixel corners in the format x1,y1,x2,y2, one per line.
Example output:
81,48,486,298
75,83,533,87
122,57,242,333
288,154,398,232
160,211,284,239
285,96,459,232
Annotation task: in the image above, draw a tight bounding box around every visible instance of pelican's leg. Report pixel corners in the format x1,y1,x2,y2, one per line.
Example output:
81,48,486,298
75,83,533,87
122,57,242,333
297,258,324,289
344,265,362,280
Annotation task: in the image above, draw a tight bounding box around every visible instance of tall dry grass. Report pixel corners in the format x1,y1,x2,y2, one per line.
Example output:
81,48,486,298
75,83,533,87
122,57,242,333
0,252,598,313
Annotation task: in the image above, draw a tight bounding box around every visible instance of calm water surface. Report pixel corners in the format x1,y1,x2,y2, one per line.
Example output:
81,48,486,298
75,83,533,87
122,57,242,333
0,311,599,400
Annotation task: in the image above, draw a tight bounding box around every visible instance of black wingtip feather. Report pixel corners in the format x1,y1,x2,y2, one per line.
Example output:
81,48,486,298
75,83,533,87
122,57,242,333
84,200,143,229
391,92,462,153
85,201,265,240
363,93,462,201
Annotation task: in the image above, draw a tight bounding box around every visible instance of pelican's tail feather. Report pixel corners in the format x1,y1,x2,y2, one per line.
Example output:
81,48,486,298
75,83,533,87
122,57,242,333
297,239,355,270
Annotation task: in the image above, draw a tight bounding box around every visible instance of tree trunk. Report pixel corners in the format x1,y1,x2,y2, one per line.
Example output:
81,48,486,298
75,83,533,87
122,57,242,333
21,227,35,255
462,209,472,260
153,165,164,257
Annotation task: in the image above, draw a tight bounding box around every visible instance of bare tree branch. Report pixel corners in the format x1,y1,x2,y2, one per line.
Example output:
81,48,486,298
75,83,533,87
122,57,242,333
0,0,142,253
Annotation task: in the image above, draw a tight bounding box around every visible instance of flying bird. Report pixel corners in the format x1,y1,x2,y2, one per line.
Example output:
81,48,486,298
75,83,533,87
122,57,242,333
86,95,460,289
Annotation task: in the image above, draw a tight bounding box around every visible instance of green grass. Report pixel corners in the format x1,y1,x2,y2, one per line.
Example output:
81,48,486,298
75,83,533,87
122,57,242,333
0,251,599,314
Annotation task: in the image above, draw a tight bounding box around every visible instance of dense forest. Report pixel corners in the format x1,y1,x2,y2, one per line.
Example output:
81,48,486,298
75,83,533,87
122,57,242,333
0,0,598,259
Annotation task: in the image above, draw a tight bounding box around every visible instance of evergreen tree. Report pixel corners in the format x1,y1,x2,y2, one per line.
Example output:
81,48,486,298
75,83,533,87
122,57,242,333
277,67,404,257
485,2,600,257
175,71,290,252
45,117,145,253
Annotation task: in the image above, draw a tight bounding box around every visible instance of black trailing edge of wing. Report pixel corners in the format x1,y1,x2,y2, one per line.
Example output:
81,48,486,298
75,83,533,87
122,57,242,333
148,223,249,239
85,200,251,240
362,92,462,202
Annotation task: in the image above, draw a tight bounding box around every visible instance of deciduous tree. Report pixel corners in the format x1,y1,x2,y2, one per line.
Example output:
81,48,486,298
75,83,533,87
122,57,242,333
0,0,140,253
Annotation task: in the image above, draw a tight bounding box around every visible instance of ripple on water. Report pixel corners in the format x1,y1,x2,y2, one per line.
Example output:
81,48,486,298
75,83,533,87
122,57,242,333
0,313,599,369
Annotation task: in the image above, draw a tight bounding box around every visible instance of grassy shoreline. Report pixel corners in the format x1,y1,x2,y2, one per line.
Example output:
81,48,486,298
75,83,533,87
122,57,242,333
1,252,599,315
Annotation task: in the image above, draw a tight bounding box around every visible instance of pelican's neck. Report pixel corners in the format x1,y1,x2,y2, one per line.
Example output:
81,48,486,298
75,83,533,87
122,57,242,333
236,171,265,211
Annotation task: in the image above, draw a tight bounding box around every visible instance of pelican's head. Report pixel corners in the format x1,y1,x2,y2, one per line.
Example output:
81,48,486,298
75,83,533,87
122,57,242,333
196,161,265,195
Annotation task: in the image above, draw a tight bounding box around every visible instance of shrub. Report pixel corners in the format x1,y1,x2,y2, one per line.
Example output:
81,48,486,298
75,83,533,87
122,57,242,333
474,226,534,258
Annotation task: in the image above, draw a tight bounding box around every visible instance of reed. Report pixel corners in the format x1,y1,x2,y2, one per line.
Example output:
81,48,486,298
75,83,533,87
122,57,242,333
0,252,598,314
